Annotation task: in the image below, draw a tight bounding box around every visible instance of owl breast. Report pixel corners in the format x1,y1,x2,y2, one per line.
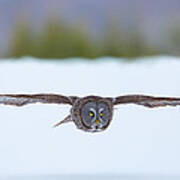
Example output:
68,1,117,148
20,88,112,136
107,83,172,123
71,96,113,132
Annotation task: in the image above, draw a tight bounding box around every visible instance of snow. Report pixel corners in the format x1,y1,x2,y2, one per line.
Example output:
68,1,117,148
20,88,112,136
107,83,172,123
0,56,180,176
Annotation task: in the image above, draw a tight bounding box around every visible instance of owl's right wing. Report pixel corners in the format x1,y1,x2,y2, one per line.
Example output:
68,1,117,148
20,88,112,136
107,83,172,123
0,94,78,106
113,95,180,108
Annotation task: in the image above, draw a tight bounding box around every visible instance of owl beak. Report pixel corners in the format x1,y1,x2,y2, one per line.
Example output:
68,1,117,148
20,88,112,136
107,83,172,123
96,119,100,125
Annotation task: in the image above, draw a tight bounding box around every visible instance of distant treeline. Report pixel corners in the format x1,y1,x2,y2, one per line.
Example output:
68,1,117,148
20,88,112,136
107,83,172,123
6,19,180,59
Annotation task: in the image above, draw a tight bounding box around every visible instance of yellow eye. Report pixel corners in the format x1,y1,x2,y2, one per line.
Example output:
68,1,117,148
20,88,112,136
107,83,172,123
89,111,94,117
100,113,103,117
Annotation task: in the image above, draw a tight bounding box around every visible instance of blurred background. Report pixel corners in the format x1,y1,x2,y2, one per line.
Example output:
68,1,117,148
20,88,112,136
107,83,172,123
1,0,180,59
1,1,180,179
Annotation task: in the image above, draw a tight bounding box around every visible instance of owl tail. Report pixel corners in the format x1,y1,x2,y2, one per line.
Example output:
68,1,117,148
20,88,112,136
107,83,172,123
53,115,72,128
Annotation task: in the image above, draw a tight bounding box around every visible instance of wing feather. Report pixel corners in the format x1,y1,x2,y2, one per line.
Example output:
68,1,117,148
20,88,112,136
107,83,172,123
113,95,180,108
0,94,77,106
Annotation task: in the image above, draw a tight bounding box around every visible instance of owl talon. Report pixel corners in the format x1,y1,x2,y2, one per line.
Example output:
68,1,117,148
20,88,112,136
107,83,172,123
53,115,72,128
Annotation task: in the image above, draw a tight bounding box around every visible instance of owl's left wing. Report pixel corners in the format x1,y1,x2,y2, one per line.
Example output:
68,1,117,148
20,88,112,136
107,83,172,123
113,95,180,108
0,94,78,106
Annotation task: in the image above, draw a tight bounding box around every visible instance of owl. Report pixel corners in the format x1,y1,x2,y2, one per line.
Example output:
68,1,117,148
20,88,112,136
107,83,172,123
0,93,180,133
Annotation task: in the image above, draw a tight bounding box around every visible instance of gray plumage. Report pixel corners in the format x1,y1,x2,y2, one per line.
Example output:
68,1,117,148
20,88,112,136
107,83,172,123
0,93,180,132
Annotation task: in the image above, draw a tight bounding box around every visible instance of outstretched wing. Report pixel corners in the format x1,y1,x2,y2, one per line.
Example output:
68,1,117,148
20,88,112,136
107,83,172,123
0,94,78,106
113,95,180,108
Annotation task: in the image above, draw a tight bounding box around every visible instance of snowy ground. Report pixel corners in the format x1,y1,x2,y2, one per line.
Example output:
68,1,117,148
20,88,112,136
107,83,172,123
0,56,180,177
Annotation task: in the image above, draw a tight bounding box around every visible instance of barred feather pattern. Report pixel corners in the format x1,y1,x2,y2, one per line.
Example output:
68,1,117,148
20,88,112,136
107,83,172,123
113,95,180,108
0,94,77,106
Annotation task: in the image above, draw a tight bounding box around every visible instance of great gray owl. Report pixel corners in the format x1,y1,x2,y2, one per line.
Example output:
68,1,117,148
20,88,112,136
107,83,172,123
0,93,180,133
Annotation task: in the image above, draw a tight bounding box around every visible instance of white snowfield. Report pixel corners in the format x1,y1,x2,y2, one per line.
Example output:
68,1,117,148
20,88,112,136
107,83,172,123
0,56,180,176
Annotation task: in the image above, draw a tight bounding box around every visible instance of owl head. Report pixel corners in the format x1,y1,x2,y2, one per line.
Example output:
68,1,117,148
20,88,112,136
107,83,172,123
72,96,113,132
